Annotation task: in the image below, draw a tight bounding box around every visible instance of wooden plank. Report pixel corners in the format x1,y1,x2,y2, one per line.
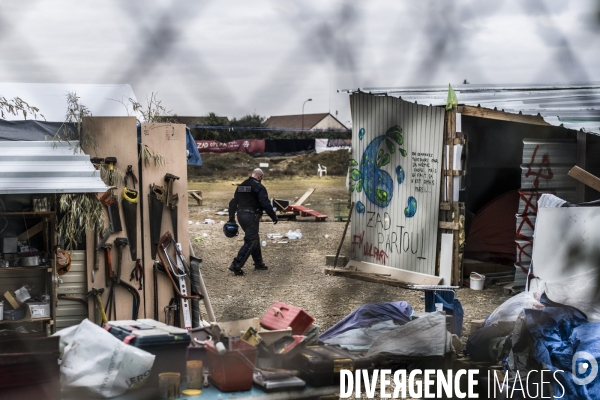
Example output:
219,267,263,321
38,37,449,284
82,116,140,321
458,105,550,126
17,221,45,241
345,260,442,285
293,188,315,206
140,122,190,324
452,203,461,286
568,165,600,193
443,170,466,176
188,191,202,206
439,202,451,211
439,221,459,230
324,268,411,288
576,132,587,202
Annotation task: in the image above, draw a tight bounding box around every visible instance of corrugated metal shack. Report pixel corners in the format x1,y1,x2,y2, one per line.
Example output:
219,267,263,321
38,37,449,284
340,83,600,287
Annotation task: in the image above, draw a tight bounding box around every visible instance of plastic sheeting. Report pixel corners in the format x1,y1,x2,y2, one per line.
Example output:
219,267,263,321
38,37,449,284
322,320,402,351
0,120,76,141
366,312,452,359
319,301,413,341
515,294,599,399
484,291,543,328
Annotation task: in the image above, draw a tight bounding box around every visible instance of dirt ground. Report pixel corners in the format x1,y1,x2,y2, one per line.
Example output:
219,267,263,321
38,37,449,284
188,175,513,341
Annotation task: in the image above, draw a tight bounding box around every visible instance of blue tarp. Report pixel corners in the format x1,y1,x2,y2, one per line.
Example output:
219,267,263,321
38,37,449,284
523,294,600,399
425,291,464,337
319,301,413,341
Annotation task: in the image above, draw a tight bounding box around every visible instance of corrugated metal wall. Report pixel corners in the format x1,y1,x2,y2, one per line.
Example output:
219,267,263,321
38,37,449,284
515,138,576,287
349,93,445,275
56,250,87,330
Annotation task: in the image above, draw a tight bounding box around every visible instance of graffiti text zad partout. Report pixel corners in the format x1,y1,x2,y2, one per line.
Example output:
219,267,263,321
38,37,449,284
355,214,426,260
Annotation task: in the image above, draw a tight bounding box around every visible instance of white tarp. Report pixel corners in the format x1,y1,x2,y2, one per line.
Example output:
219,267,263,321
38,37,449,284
529,207,600,321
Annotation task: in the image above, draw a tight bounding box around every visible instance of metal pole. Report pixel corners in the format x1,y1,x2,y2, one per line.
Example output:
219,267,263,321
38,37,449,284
302,98,312,138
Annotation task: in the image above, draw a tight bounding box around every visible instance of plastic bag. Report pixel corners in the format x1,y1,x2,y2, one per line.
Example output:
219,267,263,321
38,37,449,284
59,319,155,398
285,229,303,239
483,291,543,328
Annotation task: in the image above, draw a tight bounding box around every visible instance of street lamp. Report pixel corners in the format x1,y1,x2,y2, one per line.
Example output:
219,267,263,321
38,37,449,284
301,98,312,134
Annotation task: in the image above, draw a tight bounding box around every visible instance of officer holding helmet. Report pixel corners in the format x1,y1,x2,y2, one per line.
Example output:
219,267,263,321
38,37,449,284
227,168,278,275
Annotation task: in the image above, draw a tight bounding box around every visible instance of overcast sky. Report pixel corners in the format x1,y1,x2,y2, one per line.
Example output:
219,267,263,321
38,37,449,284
1,0,599,126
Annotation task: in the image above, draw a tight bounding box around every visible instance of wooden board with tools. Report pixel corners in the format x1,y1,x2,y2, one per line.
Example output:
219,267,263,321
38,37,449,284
140,123,194,327
82,116,143,322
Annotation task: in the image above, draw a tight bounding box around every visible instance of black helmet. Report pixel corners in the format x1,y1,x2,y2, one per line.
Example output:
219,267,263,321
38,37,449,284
223,222,239,238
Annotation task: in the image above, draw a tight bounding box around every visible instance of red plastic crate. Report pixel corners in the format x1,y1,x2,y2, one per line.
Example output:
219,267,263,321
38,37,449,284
206,339,257,392
260,302,315,335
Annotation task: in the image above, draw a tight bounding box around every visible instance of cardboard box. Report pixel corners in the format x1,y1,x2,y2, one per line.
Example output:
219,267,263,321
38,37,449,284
27,302,50,319
3,291,21,310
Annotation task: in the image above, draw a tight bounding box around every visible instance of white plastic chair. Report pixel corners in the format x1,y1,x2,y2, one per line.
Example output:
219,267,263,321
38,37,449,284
318,164,327,177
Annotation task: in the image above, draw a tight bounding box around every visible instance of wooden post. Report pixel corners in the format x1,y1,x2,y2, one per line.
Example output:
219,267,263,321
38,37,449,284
334,202,354,268
576,131,587,202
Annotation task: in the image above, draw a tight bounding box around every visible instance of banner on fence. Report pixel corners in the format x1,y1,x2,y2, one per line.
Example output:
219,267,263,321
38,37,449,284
196,139,265,153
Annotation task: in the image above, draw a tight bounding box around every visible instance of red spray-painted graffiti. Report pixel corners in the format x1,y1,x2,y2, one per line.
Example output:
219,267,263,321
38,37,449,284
363,242,389,265
351,231,389,265
524,145,553,188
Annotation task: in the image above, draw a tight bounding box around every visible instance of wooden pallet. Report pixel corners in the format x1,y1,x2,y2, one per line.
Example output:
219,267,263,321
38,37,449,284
188,190,203,206
287,205,327,222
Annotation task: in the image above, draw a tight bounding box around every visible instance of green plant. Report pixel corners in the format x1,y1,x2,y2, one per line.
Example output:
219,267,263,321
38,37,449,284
139,143,166,168
57,193,105,251
0,96,44,120
127,92,173,124
54,92,96,153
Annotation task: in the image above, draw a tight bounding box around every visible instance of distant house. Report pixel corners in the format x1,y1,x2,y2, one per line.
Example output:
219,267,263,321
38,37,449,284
264,113,348,131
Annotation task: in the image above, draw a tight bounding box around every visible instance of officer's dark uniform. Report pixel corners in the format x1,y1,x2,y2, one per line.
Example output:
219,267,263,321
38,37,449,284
228,176,278,275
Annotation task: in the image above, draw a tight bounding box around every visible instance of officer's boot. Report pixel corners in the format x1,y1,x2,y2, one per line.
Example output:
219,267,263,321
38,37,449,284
229,261,244,276
254,262,268,271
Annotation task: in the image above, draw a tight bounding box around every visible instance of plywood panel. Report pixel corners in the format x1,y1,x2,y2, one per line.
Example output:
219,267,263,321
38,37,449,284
140,123,189,324
82,116,141,321
349,93,445,276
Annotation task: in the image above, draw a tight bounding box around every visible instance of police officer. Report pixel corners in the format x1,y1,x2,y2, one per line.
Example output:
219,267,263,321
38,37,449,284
228,168,278,275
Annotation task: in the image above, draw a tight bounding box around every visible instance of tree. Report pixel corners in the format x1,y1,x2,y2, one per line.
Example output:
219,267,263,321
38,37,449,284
230,113,265,127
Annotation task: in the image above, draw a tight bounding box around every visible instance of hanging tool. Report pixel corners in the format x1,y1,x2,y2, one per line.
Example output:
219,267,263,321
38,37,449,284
90,157,105,169
176,243,192,329
105,157,117,186
153,261,161,320
148,184,166,259
156,232,203,301
86,288,107,325
97,189,118,250
117,279,141,320
92,228,100,283
101,243,113,288
164,173,180,242
130,259,144,290
104,157,123,233
114,237,129,284
122,166,139,261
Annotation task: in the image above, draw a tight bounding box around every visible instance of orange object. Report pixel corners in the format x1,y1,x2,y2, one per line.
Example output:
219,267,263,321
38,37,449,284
206,340,257,392
55,246,71,276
